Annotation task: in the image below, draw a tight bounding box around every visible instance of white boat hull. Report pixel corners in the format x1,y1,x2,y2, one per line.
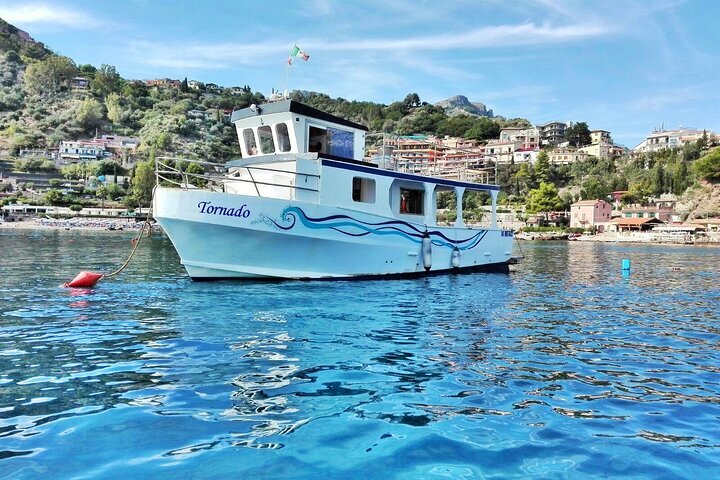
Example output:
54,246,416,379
153,187,514,280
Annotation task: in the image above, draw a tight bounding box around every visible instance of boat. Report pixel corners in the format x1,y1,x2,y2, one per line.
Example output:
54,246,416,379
152,97,515,279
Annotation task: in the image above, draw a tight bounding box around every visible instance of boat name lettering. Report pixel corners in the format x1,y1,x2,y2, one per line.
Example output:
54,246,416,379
197,201,250,218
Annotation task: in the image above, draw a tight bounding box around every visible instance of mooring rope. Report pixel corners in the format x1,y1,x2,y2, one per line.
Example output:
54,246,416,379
513,234,525,260
104,208,153,278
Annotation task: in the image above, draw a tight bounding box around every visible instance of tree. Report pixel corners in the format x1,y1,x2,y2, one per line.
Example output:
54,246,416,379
514,162,537,194
580,176,611,200
96,185,109,208
91,64,122,97
403,93,421,108
672,161,690,195
694,148,720,182
76,97,105,132
534,150,551,184
565,122,591,147
180,77,189,93
106,183,124,199
43,189,64,206
23,55,77,94
651,164,666,195
526,182,564,214
105,92,124,124
132,160,155,206
49,178,62,188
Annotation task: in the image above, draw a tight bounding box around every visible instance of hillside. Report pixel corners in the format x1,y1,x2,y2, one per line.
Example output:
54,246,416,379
0,18,52,63
1,18,718,215
0,14,524,163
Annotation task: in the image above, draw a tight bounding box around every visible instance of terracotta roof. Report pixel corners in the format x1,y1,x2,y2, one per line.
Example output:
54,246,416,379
611,217,664,226
571,200,605,206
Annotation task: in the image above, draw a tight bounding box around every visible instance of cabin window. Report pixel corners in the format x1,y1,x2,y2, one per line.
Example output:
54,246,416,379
276,123,291,152
308,125,354,158
258,125,275,154
352,177,376,203
400,188,423,215
308,126,325,153
327,127,354,158
243,128,258,155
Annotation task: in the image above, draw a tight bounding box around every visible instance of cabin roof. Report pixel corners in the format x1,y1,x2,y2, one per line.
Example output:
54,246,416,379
231,100,369,132
322,158,500,191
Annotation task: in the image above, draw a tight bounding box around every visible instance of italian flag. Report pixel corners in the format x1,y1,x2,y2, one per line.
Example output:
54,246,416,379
288,44,310,64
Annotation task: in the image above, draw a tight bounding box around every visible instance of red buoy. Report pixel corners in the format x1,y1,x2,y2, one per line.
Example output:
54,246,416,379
63,271,104,288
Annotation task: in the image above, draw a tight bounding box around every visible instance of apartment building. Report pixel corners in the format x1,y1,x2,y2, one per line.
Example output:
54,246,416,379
538,121,568,146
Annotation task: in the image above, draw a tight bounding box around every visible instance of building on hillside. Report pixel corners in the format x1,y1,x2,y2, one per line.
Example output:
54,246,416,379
513,147,540,164
380,136,445,174
526,211,570,228
144,78,181,88
633,128,716,153
367,135,491,180
188,80,202,90
205,83,221,92
538,121,568,146
548,147,588,165
70,77,89,90
18,149,57,160
610,144,629,157
485,140,518,164
440,137,483,151
590,130,611,145
500,127,540,149
609,190,628,208
100,135,140,152
99,135,140,166
570,199,612,230
57,140,110,165
578,142,611,159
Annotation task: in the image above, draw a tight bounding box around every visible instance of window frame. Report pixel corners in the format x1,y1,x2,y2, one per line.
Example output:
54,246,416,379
257,125,275,154
352,177,376,204
399,187,424,215
242,128,258,155
275,122,292,152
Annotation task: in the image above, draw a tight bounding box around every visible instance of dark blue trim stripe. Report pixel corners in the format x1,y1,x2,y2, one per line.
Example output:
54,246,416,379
321,159,500,191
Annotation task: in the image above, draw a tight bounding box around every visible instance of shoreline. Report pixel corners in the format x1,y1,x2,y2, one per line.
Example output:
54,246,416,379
517,232,720,246
0,217,154,232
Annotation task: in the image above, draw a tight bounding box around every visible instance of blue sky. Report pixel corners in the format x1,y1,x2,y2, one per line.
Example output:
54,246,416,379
2,0,719,147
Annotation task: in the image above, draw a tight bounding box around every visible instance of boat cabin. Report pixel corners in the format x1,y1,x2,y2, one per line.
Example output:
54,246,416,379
231,100,367,161
227,100,500,229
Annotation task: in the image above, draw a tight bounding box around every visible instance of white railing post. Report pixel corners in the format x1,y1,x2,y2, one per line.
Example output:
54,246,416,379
455,187,465,227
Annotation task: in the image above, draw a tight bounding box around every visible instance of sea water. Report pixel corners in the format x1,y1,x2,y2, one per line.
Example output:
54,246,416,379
1,229,719,479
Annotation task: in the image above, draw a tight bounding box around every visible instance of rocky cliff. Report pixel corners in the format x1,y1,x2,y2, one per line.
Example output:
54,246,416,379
435,95,494,118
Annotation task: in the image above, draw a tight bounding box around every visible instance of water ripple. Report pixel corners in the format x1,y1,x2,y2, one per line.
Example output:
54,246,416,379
1,232,719,478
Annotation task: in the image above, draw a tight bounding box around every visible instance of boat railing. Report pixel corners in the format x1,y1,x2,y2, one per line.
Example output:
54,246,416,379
154,157,320,196
155,157,229,191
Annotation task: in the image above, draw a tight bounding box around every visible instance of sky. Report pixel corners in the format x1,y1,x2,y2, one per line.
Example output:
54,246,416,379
1,0,719,147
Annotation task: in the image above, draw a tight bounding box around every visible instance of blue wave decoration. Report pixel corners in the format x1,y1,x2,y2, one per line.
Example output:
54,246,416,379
270,206,487,251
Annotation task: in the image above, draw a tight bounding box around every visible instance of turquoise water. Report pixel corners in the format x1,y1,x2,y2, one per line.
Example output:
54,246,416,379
1,229,719,479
